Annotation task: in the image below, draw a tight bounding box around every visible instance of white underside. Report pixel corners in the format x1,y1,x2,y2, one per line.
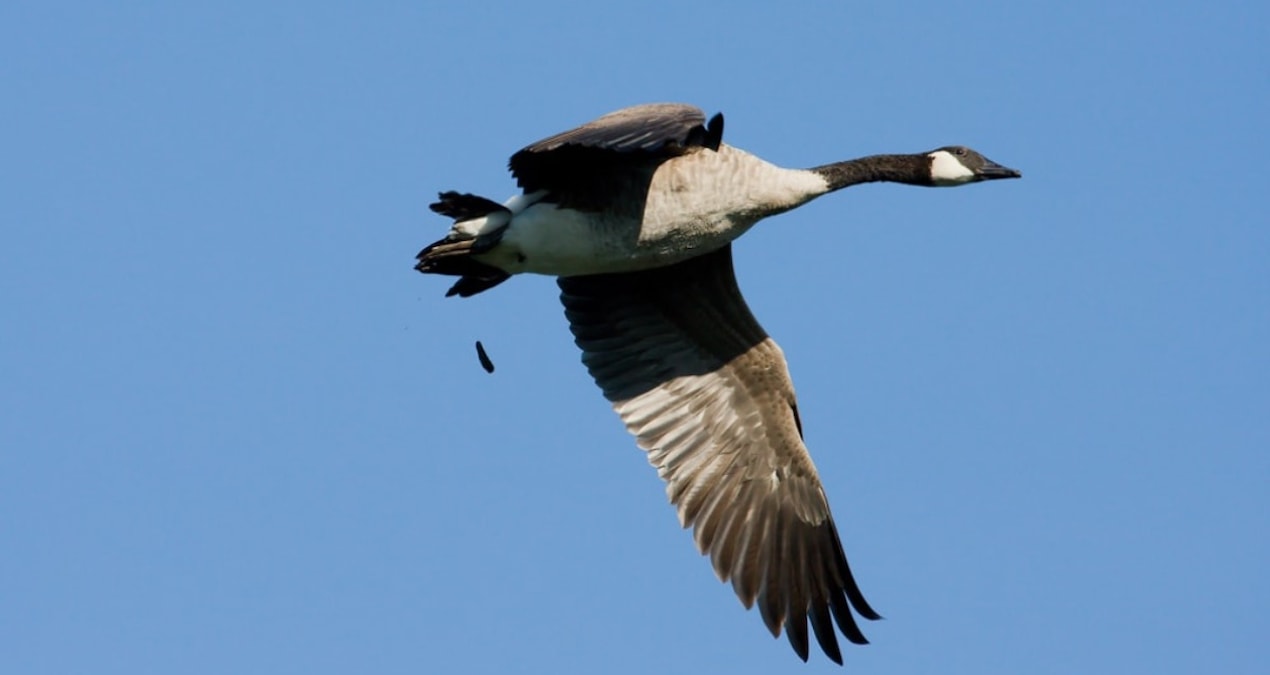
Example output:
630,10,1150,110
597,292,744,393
460,145,830,277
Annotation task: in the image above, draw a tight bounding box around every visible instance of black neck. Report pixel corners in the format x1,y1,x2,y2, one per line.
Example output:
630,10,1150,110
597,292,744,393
810,154,932,190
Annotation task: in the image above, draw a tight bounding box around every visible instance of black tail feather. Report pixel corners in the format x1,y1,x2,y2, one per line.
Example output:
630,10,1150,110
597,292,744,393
415,237,510,296
446,272,510,297
430,191,510,222
417,192,512,298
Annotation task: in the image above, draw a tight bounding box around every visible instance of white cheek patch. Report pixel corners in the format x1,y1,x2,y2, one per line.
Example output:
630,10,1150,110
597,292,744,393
928,150,976,186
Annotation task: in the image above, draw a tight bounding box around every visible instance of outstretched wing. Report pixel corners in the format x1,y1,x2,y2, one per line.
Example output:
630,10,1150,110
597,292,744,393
558,244,880,664
510,103,723,211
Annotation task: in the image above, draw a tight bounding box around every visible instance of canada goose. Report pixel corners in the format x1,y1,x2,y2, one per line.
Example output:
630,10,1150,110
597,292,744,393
416,103,1020,664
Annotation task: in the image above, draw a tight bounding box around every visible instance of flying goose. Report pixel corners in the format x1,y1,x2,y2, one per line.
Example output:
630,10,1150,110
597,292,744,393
416,103,1020,664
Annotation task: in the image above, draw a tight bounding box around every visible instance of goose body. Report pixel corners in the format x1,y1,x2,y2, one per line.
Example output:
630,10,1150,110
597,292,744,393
479,144,828,276
416,103,1020,663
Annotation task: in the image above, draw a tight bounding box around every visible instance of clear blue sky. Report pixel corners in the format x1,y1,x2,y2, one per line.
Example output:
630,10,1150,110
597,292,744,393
2,2,1266,673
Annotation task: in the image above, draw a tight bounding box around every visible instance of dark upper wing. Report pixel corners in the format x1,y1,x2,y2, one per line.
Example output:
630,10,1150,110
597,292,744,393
558,245,880,664
509,103,723,210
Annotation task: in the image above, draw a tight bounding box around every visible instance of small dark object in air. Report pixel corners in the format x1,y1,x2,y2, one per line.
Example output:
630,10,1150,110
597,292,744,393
475,340,494,373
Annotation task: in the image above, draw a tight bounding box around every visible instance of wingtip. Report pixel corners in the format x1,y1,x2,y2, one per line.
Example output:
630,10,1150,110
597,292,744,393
706,112,724,151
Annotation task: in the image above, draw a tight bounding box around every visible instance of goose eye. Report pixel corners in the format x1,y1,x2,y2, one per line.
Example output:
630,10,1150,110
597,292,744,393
955,148,967,157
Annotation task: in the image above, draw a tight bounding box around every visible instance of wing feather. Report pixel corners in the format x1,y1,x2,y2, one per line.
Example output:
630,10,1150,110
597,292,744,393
517,103,708,156
510,103,723,211
558,244,879,664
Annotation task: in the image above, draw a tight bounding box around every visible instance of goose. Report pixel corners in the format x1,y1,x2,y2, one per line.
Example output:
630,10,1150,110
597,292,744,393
416,103,1020,664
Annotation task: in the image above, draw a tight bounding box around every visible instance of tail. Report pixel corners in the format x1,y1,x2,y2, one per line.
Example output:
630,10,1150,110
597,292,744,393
416,191,513,297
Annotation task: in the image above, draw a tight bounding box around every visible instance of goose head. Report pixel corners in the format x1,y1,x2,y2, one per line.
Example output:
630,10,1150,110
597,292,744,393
926,146,1022,186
